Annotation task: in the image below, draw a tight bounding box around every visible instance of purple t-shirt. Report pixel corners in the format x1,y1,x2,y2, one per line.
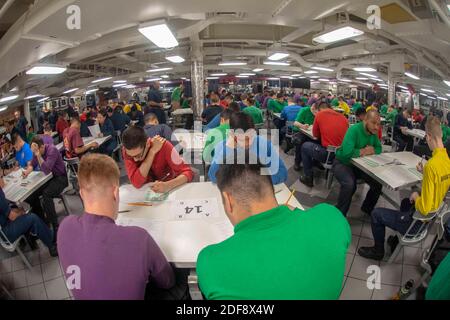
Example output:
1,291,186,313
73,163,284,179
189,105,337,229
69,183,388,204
32,144,66,177
41,134,54,145
58,213,175,300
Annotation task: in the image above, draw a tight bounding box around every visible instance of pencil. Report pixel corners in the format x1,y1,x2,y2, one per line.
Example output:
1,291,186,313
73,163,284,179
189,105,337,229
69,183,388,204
127,203,153,207
285,189,296,206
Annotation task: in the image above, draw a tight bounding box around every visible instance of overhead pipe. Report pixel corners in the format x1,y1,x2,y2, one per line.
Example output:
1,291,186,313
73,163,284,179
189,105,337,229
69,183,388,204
428,0,450,28
0,0,17,22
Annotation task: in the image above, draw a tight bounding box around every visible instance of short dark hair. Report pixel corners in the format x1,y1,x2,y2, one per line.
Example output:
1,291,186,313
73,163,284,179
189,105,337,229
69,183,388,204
220,109,234,121
230,112,255,131
228,102,241,113
317,101,330,110
122,126,147,150
98,110,108,118
11,133,22,145
355,108,366,118
276,93,284,99
216,160,274,208
31,136,44,148
144,113,158,124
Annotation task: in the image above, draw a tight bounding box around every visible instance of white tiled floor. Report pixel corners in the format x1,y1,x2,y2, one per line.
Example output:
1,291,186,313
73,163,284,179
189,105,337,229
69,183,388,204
0,146,434,300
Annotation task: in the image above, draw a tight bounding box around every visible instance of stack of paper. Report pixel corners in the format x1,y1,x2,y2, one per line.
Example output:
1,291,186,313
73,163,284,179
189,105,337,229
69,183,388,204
88,124,101,138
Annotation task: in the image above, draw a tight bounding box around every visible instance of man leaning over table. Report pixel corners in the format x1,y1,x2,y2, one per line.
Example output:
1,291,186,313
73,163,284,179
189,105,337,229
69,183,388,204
122,126,194,193
358,116,450,261
58,154,178,300
0,177,57,257
333,110,383,216
21,136,68,242
1,133,34,177
63,117,99,159
197,158,350,300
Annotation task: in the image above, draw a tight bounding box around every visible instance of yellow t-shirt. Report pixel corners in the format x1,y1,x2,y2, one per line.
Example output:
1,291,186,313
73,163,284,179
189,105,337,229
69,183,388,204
339,102,350,116
415,148,450,215
123,103,142,114
366,106,377,112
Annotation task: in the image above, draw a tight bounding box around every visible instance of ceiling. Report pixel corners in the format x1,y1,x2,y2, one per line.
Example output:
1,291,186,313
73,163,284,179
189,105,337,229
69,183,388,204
0,0,449,103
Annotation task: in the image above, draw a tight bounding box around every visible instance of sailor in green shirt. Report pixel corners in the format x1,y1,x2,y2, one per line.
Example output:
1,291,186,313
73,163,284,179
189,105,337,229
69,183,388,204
385,106,398,126
334,110,383,216
203,109,232,164
170,83,184,109
331,97,339,107
441,123,450,144
181,98,191,109
268,93,287,113
292,104,318,171
242,97,264,125
352,100,363,114
197,161,351,300
380,104,388,117
426,252,450,300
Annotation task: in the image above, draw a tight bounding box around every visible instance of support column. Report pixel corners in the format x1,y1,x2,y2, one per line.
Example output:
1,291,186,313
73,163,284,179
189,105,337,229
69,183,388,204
24,99,31,129
388,68,396,106
190,41,205,119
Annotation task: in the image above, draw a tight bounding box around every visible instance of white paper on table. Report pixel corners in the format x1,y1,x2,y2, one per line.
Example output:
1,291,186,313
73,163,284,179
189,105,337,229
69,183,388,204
378,166,422,189
88,124,101,138
119,184,151,204
3,183,28,201
211,220,235,239
115,217,165,243
170,198,219,220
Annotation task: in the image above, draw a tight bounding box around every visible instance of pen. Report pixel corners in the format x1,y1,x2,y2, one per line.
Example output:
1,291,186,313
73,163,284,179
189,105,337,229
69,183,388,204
127,203,153,207
118,210,131,214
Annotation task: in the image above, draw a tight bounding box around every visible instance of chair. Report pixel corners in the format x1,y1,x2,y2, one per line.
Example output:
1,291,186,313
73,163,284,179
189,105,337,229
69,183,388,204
64,157,80,193
322,146,339,189
113,130,123,162
348,115,357,125
0,226,32,270
387,203,446,264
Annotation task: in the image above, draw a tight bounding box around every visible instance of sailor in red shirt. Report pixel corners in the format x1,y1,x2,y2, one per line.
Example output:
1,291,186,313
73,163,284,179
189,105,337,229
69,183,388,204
56,111,69,141
122,126,194,192
63,118,98,159
299,101,349,187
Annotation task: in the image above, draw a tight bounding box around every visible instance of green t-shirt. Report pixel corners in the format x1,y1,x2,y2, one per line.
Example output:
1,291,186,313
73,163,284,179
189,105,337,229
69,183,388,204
181,99,190,109
385,109,398,126
441,124,450,143
197,204,351,300
336,121,382,165
293,106,314,132
331,98,339,107
426,253,450,300
255,100,261,108
352,102,363,113
268,99,287,113
380,104,388,116
171,87,182,102
202,123,230,163
27,132,36,144
243,106,264,125
302,97,309,105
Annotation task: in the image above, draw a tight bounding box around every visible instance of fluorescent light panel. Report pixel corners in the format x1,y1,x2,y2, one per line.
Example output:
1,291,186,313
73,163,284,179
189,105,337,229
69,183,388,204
113,80,127,83
25,94,43,99
63,88,78,94
268,53,289,61
0,95,19,103
138,22,178,48
263,61,290,66
304,70,318,74
165,55,185,63
219,62,247,66
240,73,256,76
210,73,227,76
421,88,435,93
312,66,334,72
26,65,66,75
437,97,448,101
353,67,376,72
313,26,364,44
253,68,264,72
92,77,112,83
444,80,450,87
146,78,162,82
38,97,49,102
147,67,173,73
405,72,420,80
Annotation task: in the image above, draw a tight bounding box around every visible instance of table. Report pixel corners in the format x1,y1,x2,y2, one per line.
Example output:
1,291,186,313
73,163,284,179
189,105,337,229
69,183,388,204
56,136,112,152
299,126,317,140
117,182,303,268
333,108,345,113
351,152,424,208
173,132,206,153
405,129,426,140
3,171,53,203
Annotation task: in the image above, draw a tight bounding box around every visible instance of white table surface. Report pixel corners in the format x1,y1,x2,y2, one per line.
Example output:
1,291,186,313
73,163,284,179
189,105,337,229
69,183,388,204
117,182,303,268
56,135,112,152
351,152,424,191
173,132,206,152
3,171,53,203
404,129,426,140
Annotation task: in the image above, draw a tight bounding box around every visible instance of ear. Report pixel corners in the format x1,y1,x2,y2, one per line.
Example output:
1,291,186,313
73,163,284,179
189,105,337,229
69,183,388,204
221,191,233,217
113,185,120,203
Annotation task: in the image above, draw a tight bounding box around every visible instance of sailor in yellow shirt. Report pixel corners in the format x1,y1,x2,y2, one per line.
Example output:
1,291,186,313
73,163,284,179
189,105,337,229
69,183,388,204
337,96,350,116
366,105,378,113
123,102,142,114
359,116,450,261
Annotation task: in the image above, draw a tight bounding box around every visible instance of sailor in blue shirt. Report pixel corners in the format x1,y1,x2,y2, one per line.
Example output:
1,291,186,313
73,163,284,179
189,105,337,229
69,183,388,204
281,97,304,122
12,133,33,168
208,112,287,185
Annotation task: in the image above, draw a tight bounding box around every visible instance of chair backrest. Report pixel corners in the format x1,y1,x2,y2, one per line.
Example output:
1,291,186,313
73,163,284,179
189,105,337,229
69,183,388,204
323,145,340,166
401,205,444,244
0,225,15,249
115,130,123,145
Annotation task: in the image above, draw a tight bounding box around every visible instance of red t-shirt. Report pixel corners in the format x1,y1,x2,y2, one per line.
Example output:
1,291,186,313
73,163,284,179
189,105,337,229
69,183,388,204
122,138,195,189
313,109,349,148
63,127,83,159
56,119,69,137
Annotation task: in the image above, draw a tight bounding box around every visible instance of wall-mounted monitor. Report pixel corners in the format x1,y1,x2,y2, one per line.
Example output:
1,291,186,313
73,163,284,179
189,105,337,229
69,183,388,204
292,79,311,89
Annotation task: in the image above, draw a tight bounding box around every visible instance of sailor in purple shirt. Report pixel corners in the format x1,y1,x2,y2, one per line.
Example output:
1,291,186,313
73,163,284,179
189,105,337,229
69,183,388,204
22,136,68,239
58,154,175,300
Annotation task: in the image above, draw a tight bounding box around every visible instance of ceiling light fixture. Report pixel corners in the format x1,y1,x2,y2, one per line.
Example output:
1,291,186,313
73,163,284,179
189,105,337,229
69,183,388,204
312,66,334,72
421,88,435,93
218,62,247,66
26,64,67,75
25,94,43,100
0,95,19,103
210,73,227,76
313,25,364,44
38,97,49,103
138,20,178,48
165,55,185,63
63,88,79,94
147,67,173,73
268,52,290,61
353,67,376,72
92,77,112,83
263,61,290,66
304,70,318,74
146,78,162,82
253,68,264,72
113,80,127,83
405,72,420,80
